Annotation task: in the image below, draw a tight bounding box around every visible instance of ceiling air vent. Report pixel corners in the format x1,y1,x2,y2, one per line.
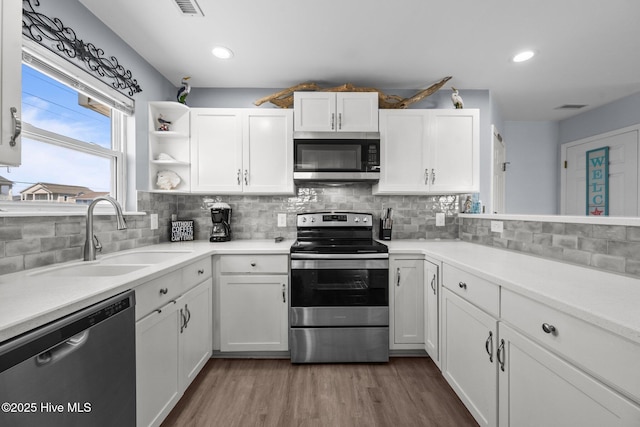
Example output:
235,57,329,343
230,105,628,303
173,0,204,16
555,104,588,110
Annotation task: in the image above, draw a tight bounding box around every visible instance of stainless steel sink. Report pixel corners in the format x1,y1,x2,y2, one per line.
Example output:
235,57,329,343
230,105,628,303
99,250,193,265
30,263,147,277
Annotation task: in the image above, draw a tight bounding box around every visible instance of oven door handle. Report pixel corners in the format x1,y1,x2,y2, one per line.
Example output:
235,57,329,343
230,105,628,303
290,253,389,260
291,259,389,270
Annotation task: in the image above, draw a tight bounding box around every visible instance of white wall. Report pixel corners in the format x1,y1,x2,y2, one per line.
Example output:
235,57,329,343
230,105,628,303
559,91,640,144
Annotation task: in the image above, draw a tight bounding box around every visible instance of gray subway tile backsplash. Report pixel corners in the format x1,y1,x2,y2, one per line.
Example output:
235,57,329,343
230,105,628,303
460,216,640,278
0,187,639,280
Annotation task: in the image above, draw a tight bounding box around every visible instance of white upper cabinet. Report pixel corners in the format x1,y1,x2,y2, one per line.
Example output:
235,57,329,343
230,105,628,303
242,110,294,194
294,92,378,132
190,108,243,193
190,108,294,195
428,109,480,194
375,110,429,193
373,109,479,195
0,0,22,166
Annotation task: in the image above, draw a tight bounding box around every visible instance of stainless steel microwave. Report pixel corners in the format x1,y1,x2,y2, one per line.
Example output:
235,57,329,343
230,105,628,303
293,132,380,182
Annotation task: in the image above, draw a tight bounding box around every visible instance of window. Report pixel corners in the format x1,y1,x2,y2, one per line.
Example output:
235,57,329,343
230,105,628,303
0,41,132,213
9,64,122,206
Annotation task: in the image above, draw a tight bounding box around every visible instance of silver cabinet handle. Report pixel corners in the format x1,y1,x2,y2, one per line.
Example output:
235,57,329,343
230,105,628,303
485,331,494,363
10,107,21,146
282,284,286,303
424,169,429,184
244,169,248,185
542,323,557,335
458,281,467,290
396,267,401,286
331,113,335,130
180,308,186,333
430,274,436,294
185,304,191,328
159,287,168,295
497,339,505,371
338,112,342,130
198,269,205,275
431,168,435,184
237,169,241,185
250,262,256,267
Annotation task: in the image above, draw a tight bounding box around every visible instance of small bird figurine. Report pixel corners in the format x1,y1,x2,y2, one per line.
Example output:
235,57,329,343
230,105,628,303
177,76,191,104
157,114,172,131
451,87,464,109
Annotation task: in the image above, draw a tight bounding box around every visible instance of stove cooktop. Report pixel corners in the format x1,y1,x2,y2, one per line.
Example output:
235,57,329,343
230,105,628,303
290,239,388,254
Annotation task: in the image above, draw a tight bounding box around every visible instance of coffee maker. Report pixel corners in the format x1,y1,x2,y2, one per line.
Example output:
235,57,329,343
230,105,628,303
209,202,232,242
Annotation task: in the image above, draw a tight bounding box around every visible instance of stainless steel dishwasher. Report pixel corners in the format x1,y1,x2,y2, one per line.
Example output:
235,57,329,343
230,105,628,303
0,290,136,427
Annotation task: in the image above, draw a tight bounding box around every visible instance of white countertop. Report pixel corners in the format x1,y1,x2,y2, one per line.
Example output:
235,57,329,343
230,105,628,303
0,240,293,343
385,240,640,345
1,238,639,347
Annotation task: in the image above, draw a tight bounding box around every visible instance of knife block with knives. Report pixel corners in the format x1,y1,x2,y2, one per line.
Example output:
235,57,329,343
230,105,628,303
380,208,393,240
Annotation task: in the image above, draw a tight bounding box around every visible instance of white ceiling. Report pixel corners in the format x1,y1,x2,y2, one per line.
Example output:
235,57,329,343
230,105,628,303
79,0,640,121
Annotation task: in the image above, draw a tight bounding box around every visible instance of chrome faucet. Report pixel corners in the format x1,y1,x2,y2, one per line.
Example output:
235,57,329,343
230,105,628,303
84,196,127,261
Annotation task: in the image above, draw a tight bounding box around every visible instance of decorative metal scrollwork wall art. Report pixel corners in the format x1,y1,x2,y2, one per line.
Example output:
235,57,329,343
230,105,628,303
22,0,142,96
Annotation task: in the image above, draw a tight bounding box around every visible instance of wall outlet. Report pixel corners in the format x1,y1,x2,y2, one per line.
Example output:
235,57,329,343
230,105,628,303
435,212,445,226
150,213,158,230
277,213,287,227
491,220,504,233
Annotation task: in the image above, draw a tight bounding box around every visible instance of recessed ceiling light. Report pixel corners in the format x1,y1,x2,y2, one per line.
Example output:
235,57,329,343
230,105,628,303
512,50,535,63
212,46,234,59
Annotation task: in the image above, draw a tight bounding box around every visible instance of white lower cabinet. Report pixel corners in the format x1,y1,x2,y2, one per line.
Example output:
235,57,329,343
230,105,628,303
218,255,289,352
442,288,498,427
498,323,640,427
424,258,439,364
390,257,424,349
136,299,181,427
440,262,640,427
179,281,214,387
136,258,213,427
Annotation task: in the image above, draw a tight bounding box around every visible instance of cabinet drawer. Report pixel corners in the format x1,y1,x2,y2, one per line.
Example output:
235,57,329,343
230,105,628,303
182,257,212,289
219,255,288,274
442,264,499,317
502,288,640,403
135,270,183,320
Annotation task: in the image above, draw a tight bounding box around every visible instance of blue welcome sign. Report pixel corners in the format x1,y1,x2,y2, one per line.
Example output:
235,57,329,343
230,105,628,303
586,147,609,216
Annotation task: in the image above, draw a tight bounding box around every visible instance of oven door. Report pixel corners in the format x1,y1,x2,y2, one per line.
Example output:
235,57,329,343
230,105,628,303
290,257,389,308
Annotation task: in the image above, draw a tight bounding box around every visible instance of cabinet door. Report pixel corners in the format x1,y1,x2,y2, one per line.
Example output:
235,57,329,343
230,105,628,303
178,280,212,391
0,0,22,166
293,92,336,132
442,288,497,427
498,323,640,427
391,258,424,347
427,109,479,193
336,92,378,132
242,110,294,194
190,109,243,192
136,302,181,427
424,259,439,363
374,110,429,194
219,274,288,351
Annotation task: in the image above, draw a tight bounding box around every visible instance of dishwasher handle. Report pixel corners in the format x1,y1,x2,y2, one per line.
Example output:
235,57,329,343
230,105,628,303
35,330,90,367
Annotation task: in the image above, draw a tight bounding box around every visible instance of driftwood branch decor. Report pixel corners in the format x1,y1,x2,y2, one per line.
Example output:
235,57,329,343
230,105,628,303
254,76,452,109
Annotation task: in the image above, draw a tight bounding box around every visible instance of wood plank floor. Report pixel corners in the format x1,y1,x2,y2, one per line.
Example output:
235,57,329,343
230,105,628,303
161,357,478,427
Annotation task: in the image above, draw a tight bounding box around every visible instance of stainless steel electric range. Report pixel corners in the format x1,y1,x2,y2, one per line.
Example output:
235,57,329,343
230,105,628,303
289,212,389,363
